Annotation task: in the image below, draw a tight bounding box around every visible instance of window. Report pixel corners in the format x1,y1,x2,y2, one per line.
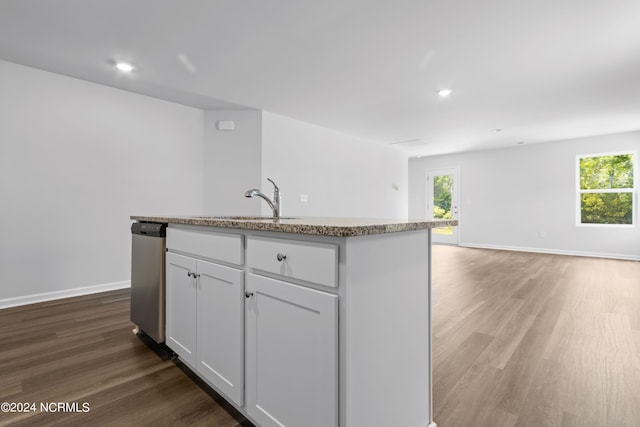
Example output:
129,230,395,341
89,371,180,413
577,152,635,226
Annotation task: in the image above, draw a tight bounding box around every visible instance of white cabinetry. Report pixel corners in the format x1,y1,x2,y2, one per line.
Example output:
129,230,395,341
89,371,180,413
245,235,339,427
195,259,244,406
246,236,338,287
164,225,433,427
166,252,197,365
166,230,244,406
245,273,338,427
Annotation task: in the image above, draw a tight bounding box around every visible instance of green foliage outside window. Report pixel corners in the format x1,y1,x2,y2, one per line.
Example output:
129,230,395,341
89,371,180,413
432,174,454,235
433,175,452,219
580,154,633,190
580,193,633,224
579,154,634,225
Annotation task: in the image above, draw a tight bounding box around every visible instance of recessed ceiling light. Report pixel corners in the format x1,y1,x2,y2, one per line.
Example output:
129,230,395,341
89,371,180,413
115,62,134,72
517,141,525,145
495,128,503,132
437,88,452,97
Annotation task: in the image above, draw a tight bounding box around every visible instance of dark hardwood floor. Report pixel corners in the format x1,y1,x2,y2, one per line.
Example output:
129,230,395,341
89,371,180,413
0,290,250,427
1,246,638,426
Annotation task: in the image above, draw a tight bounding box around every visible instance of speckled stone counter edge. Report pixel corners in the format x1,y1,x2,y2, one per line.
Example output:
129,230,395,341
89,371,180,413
130,216,459,237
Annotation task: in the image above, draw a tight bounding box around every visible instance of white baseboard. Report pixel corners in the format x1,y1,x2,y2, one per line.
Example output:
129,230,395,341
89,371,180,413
459,243,639,261
0,280,131,309
427,422,437,427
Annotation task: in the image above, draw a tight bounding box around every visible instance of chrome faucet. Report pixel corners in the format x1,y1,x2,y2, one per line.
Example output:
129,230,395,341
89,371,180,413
244,178,280,218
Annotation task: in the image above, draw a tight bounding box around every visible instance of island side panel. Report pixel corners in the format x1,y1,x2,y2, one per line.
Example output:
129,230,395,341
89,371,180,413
343,230,431,427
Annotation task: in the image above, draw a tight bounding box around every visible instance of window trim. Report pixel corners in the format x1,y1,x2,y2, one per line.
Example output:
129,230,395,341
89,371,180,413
575,150,637,228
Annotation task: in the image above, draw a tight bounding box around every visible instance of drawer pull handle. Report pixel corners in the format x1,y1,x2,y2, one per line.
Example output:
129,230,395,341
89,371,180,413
277,253,287,262
245,291,254,299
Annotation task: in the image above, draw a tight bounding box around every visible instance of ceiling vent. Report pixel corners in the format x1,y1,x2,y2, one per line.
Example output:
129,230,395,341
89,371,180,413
390,139,427,149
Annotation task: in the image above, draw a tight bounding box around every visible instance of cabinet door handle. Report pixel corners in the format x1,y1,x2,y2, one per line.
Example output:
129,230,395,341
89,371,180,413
276,253,287,262
193,273,200,279
245,291,254,299
187,271,192,277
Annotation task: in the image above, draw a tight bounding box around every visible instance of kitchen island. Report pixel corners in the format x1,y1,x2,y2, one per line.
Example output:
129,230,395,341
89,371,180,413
130,215,457,427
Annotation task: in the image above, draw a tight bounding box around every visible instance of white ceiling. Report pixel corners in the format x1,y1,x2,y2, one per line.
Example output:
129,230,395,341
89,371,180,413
2,0,640,156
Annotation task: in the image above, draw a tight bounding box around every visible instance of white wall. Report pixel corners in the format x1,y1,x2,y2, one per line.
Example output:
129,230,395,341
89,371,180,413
409,131,640,260
262,111,408,218
203,110,262,215
0,62,411,308
0,60,204,306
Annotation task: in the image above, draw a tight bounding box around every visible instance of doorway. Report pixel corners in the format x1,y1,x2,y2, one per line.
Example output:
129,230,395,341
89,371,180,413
426,167,459,244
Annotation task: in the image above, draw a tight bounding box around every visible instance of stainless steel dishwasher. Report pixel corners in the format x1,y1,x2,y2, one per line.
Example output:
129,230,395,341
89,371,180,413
131,221,167,343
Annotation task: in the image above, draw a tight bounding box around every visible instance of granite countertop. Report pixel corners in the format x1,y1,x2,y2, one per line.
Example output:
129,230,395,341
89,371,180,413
130,215,459,237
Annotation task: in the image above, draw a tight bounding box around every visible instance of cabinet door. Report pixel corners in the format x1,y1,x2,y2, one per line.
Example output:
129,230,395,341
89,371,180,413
245,273,338,427
166,252,197,366
196,260,244,406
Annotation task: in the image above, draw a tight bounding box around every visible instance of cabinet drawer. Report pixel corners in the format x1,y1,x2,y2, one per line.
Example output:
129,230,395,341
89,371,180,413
246,236,338,288
167,227,243,265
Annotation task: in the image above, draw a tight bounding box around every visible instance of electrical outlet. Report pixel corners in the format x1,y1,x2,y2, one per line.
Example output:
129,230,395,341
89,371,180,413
538,231,546,239
300,194,309,203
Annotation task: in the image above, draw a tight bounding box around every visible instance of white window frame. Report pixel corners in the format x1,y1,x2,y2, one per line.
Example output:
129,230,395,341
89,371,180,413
576,150,636,228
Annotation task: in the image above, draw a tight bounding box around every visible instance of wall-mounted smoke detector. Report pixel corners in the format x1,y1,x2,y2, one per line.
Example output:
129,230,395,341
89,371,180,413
216,120,235,131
